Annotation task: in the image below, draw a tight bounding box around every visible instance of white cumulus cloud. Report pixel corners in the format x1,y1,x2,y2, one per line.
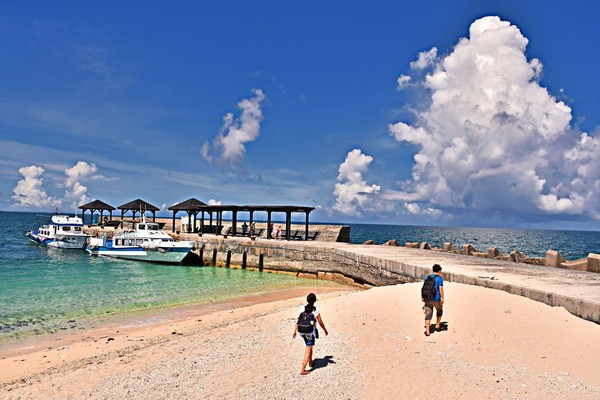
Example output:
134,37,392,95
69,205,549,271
332,149,381,216
410,47,438,70
12,165,60,208
63,161,99,208
384,15,600,222
396,74,411,90
12,161,102,210
201,89,266,171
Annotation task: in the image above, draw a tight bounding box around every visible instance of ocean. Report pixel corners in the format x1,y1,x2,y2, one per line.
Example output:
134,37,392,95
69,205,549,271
0,211,339,344
1,211,599,344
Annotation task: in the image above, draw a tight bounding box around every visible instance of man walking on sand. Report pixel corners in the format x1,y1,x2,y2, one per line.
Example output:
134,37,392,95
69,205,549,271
422,264,444,336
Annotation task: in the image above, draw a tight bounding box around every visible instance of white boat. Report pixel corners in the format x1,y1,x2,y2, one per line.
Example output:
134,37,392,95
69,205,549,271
86,218,195,263
27,214,90,249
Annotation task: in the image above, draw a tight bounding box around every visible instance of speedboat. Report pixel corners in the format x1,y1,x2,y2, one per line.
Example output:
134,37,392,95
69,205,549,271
27,214,90,249
86,217,195,263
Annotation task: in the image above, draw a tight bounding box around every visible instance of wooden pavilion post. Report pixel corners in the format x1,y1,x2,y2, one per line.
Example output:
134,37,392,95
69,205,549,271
267,211,272,239
285,210,292,240
232,210,238,236
304,211,310,241
218,211,223,235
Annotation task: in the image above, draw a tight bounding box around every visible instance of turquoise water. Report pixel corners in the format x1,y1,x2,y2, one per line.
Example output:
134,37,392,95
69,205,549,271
0,211,337,343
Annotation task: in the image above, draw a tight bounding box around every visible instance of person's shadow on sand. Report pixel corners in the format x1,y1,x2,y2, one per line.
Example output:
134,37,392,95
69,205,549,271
432,322,449,334
425,321,449,335
311,355,336,370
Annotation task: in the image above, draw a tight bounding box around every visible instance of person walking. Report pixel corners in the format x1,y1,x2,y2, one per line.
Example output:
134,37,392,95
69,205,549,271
292,293,328,375
422,263,444,336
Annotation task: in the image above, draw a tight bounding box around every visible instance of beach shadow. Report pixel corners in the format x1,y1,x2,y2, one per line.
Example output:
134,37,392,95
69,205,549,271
311,355,336,370
425,321,449,335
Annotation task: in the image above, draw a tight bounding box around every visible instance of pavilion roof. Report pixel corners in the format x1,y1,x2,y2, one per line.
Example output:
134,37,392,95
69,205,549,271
168,198,208,211
117,198,160,212
78,199,116,211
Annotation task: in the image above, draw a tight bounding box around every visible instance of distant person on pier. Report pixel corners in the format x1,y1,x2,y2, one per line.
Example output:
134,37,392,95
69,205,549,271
276,225,282,240
242,222,248,236
421,264,445,336
293,293,328,375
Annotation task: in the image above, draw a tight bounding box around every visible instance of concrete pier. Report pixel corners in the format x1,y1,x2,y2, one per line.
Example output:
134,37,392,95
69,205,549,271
181,234,600,324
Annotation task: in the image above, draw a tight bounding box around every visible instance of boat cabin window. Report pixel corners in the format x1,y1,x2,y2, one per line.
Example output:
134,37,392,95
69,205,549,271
139,224,146,230
63,227,71,231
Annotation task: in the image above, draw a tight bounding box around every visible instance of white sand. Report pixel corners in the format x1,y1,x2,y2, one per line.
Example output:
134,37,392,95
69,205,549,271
2,282,600,399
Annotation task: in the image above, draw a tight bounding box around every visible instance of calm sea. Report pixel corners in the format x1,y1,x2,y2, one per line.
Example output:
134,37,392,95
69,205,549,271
0,211,338,344
1,211,599,344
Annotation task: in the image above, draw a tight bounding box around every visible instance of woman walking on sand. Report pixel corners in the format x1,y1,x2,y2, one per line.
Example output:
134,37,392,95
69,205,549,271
292,293,328,375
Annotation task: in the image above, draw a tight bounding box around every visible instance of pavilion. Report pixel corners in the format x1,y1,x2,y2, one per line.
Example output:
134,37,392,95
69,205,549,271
168,199,315,241
117,198,159,221
79,199,116,225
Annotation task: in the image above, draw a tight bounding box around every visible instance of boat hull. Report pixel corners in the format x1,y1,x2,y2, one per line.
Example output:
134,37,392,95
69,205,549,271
27,230,89,250
86,239,195,264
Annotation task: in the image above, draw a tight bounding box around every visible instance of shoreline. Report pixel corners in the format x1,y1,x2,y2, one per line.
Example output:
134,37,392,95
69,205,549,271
2,282,600,399
0,285,353,383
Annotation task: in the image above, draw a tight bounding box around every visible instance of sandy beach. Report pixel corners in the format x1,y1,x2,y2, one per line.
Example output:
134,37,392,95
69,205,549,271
2,282,600,399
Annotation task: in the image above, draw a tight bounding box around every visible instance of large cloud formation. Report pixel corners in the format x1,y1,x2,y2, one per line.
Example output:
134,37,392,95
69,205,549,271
12,165,60,208
336,16,600,223
201,89,266,171
63,161,98,208
332,149,381,216
13,161,99,210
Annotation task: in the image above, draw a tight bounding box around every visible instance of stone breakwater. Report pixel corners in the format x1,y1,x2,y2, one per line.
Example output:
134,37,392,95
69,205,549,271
179,234,600,324
396,240,600,273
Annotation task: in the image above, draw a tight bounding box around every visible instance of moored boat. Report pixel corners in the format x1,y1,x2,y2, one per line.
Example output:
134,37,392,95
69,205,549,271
27,214,90,249
86,218,195,263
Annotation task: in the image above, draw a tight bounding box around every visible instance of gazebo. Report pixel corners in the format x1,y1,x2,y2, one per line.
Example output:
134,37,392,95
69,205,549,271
168,198,208,233
79,199,116,225
200,204,315,240
117,198,160,221
168,198,315,240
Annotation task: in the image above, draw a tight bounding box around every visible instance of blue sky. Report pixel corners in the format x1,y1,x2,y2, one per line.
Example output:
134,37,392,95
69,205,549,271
2,1,600,230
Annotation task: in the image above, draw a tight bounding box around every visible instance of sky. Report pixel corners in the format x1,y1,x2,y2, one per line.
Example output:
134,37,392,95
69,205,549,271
2,1,600,230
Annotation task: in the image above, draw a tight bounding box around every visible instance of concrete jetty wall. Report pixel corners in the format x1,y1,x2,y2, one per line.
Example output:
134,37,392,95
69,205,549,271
182,235,600,324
